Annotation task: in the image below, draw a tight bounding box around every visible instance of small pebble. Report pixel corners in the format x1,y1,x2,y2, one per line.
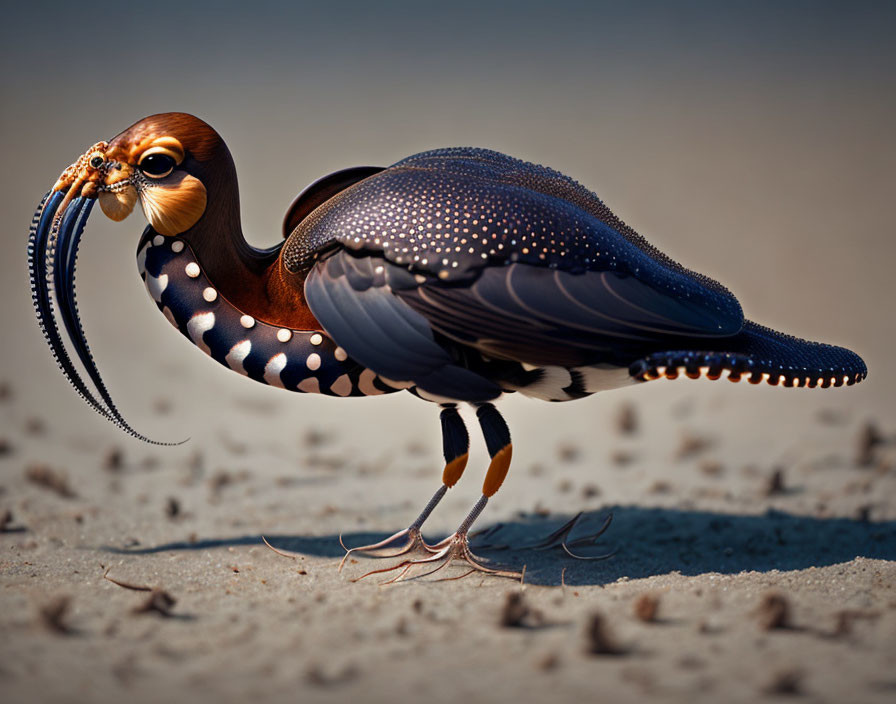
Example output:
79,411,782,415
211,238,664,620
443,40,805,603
536,653,560,671
855,421,883,466
104,447,124,472
675,431,711,460
763,468,787,496
165,497,181,519
615,402,638,435
761,668,803,695
581,484,601,498
39,595,72,634
633,593,660,623
698,459,724,477
585,612,624,655
24,417,46,436
556,442,581,463
610,450,635,466
756,591,790,630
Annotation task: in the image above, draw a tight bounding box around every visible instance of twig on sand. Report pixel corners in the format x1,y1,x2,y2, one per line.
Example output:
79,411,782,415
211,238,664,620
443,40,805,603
103,569,177,617
262,535,300,559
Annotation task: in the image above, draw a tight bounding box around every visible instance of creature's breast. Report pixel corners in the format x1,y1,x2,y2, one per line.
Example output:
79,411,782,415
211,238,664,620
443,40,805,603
136,231,399,398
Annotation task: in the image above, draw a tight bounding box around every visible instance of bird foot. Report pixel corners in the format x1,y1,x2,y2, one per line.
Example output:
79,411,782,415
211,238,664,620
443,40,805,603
351,531,522,584
338,525,436,571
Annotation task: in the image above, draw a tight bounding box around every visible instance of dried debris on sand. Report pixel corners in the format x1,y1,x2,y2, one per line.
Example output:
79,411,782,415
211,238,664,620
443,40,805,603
585,612,625,655
103,571,178,617
38,596,73,634
25,463,76,498
755,591,790,631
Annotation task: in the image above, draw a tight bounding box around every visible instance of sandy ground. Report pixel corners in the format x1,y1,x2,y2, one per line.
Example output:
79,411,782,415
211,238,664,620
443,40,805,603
1,373,894,704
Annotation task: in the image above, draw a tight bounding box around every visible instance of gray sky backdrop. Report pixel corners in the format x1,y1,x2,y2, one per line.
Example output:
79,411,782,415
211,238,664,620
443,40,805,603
0,1,893,448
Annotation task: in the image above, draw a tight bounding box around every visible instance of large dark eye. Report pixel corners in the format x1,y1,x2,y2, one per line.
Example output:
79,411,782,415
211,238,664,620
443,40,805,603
138,152,176,178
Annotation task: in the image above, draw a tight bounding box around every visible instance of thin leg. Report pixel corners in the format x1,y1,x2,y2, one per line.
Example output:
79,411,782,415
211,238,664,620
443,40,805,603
339,484,446,570
339,404,469,569
355,403,520,583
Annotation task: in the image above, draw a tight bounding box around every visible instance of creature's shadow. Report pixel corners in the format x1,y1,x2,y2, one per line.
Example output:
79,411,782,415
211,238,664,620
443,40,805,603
104,506,896,586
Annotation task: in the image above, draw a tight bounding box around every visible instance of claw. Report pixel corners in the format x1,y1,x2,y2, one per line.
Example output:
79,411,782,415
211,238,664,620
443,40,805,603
338,526,436,571
338,484,450,571
261,535,301,559
353,531,522,584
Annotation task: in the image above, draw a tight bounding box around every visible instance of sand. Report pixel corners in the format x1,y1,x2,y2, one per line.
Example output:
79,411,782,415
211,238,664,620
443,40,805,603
1,375,894,704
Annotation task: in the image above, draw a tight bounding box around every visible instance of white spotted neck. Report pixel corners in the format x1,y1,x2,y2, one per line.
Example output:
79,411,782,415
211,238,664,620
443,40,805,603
136,232,397,398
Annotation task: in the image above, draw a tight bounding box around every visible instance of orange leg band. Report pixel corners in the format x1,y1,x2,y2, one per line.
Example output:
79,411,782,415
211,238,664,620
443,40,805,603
482,444,512,497
442,452,469,487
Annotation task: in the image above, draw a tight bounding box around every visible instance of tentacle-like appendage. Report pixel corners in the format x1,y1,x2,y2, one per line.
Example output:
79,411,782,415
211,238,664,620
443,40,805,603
28,191,174,444
628,321,867,388
29,192,109,418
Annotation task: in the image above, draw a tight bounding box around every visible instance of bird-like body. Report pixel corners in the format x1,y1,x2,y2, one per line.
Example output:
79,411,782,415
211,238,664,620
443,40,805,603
30,113,866,578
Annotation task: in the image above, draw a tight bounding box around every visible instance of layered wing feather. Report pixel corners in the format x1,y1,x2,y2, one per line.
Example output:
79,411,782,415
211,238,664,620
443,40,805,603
293,148,747,397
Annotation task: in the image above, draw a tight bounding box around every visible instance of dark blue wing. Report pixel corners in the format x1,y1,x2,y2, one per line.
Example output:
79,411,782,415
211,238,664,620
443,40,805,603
283,147,744,337
295,147,748,393
305,248,744,386
396,263,741,367
304,251,504,401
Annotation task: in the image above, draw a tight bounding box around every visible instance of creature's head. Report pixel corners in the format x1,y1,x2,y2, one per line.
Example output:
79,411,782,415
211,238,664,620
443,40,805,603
29,112,231,443
52,112,235,236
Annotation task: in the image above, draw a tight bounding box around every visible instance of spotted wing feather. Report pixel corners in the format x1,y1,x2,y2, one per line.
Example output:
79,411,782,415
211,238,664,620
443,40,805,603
284,147,744,339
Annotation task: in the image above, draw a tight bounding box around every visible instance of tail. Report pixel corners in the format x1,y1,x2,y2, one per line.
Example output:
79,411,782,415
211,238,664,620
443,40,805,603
628,321,867,388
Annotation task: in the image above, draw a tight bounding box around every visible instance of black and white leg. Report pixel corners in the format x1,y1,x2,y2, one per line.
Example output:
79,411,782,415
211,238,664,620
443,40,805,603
355,402,520,583
339,404,469,569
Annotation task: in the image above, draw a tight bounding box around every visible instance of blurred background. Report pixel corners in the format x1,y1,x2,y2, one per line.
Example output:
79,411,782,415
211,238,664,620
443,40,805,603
0,0,893,465
2,5,895,702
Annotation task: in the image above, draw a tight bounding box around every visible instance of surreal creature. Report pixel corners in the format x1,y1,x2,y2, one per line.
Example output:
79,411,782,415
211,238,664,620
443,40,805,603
29,112,866,580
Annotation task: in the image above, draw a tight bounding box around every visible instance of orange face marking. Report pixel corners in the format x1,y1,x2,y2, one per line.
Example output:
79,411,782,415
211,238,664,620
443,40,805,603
106,135,185,170
52,141,109,195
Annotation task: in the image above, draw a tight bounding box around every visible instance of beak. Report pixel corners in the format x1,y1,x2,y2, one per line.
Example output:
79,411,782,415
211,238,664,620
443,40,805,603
28,145,180,445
